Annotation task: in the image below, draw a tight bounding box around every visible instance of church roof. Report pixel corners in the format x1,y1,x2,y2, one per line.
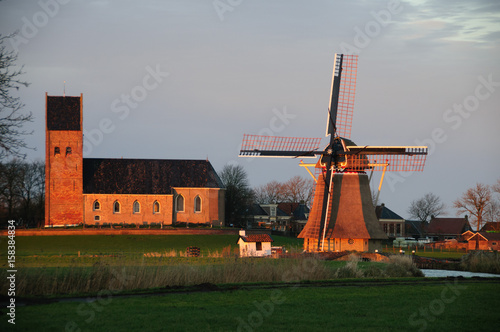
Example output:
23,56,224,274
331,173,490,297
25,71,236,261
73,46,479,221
83,158,223,195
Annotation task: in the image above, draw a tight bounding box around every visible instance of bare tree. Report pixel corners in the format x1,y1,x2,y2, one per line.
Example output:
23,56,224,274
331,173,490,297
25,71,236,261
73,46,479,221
253,180,284,204
253,176,314,207
453,183,492,231
0,33,32,159
281,175,314,206
407,192,445,223
219,164,253,227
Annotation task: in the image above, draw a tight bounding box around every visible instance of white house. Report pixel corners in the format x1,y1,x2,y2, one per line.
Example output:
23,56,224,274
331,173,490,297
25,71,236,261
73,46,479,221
237,230,274,257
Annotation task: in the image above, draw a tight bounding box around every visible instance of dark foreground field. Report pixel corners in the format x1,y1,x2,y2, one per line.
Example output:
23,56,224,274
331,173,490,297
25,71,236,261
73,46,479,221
1,235,499,331
2,279,499,331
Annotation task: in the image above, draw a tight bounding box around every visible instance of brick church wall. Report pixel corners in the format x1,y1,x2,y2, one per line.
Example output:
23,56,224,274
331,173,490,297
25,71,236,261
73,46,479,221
83,194,173,226
173,188,222,225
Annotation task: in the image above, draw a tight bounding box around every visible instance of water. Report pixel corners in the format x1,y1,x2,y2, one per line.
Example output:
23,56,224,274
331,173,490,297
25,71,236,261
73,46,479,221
421,269,500,278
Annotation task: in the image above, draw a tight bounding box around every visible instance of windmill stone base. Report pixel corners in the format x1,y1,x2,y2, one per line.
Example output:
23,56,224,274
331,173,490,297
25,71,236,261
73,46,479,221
298,172,387,253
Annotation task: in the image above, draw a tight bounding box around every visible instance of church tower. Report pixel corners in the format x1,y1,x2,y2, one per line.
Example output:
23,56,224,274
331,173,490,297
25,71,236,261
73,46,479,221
45,93,83,226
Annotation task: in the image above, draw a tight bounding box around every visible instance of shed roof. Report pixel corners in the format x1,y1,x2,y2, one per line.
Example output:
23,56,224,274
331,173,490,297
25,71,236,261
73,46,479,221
83,158,223,195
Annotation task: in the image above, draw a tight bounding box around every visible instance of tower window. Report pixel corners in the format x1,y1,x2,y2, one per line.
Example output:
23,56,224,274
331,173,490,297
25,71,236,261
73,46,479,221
113,201,121,214
54,147,60,155
194,195,202,213
133,201,140,214
93,200,100,211
66,147,72,155
176,195,184,212
94,215,100,221
153,201,160,214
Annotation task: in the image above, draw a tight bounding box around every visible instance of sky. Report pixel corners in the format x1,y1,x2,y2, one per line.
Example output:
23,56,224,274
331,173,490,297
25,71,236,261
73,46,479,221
1,0,499,219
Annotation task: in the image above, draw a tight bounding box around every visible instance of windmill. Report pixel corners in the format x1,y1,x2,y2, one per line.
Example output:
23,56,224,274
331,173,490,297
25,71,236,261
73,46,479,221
239,54,428,252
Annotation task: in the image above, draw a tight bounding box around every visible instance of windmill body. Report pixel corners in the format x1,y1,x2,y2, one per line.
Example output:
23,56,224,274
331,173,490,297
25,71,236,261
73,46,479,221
239,54,428,252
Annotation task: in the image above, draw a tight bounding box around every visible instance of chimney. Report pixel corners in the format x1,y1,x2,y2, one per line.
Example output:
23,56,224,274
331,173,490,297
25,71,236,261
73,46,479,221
239,229,246,236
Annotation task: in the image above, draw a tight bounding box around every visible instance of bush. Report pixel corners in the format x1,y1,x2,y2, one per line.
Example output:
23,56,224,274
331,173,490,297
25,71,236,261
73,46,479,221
385,255,423,277
461,251,500,274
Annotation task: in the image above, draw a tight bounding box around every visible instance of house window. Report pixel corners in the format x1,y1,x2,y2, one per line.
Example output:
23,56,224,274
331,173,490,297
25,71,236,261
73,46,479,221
396,224,401,236
383,223,388,234
94,215,100,221
153,201,160,214
66,147,72,155
176,195,184,212
270,207,276,216
133,201,140,214
256,242,262,251
389,224,394,235
194,195,202,213
93,200,100,211
54,147,60,155
113,201,121,213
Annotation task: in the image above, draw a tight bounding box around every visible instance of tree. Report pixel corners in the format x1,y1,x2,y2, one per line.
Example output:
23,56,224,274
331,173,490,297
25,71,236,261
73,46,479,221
219,164,253,227
407,192,445,223
0,33,32,159
281,176,314,206
253,180,284,204
0,159,45,227
453,183,491,231
253,176,314,207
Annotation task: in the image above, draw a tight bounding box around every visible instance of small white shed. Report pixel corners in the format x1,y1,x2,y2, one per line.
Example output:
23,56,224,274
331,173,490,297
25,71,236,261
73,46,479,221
237,230,274,257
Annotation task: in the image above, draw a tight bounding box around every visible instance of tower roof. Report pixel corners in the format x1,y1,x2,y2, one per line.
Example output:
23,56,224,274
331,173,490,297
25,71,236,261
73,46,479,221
46,95,81,131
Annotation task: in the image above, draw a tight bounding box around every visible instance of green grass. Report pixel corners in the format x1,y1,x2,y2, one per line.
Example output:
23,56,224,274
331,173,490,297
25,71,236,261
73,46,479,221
2,280,499,331
383,247,466,260
0,234,304,267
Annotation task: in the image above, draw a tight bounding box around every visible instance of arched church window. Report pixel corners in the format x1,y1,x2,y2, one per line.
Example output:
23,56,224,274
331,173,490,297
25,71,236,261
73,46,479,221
194,195,202,213
176,195,184,212
153,201,160,214
113,201,121,214
54,147,60,155
66,147,72,155
133,201,140,214
93,200,100,211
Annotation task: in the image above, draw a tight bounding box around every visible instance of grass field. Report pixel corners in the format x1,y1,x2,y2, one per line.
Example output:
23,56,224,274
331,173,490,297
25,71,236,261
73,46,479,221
2,279,499,331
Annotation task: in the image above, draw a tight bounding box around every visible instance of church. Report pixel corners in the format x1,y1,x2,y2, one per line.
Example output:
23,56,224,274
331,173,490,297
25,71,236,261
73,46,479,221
44,94,225,227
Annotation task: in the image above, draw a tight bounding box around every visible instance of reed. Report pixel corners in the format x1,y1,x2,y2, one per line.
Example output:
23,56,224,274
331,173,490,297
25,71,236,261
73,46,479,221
3,255,424,297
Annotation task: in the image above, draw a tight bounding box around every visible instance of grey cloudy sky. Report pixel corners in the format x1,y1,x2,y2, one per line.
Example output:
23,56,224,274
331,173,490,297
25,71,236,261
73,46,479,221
1,0,499,219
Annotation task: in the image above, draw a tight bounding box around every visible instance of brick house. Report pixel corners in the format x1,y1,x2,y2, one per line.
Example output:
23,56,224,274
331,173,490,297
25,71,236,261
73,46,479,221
425,216,471,241
464,232,500,251
45,94,225,227
375,203,405,238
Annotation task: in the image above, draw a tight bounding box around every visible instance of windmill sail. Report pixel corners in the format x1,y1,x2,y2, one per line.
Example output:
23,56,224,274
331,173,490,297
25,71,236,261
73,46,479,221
239,134,322,158
326,54,358,139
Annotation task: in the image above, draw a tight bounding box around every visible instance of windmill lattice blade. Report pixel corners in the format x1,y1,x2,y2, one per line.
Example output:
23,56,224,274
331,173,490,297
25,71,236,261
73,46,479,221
344,151,427,172
239,134,322,158
326,54,358,139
